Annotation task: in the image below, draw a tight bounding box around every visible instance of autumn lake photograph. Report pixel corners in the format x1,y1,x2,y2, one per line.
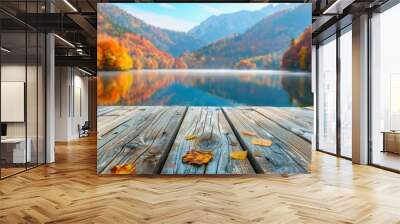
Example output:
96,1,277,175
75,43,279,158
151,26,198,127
97,3,313,176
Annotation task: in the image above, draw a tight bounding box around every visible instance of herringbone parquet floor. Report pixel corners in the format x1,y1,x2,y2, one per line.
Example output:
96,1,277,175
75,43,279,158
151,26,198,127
1,136,400,224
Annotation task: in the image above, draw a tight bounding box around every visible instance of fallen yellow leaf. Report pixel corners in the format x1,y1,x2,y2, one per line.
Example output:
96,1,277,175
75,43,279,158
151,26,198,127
111,164,135,174
182,150,213,165
185,134,197,141
241,130,256,136
251,138,273,147
230,151,247,160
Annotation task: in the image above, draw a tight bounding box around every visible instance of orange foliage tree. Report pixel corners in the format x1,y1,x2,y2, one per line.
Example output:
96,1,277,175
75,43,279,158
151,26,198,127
234,59,256,70
298,46,309,70
144,58,158,69
174,58,188,69
121,33,176,69
97,35,133,71
281,27,311,71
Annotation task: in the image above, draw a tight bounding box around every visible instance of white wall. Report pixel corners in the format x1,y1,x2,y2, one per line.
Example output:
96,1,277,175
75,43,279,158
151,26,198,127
55,67,69,141
55,67,89,141
1,65,28,138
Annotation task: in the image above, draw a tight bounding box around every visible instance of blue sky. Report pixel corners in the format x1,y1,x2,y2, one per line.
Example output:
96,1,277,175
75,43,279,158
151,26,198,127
113,3,284,32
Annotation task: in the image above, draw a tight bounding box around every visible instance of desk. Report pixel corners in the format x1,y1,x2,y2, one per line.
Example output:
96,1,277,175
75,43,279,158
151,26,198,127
1,138,31,163
382,131,400,154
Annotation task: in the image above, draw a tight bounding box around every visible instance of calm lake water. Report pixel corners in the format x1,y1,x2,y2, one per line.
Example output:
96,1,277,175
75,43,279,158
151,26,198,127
97,70,312,107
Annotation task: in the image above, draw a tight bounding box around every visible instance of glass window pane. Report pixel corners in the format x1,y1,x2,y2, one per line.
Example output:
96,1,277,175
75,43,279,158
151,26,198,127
340,29,352,158
318,36,337,154
371,4,400,171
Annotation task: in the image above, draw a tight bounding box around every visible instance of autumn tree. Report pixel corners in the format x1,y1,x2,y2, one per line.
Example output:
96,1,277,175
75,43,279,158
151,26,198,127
144,58,158,69
290,38,296,47
131,58,143,70
120,32,175,69
174,58,188,69
281,27,311,72
299,46,309,70
97,35,133,70
234,59,257,70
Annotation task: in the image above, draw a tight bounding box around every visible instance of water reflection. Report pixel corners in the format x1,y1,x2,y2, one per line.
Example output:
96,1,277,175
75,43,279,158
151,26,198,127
98,70,312,107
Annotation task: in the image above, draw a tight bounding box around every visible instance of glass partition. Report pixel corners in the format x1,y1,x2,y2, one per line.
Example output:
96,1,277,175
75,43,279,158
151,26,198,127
1,31,28,177
0,1,46,179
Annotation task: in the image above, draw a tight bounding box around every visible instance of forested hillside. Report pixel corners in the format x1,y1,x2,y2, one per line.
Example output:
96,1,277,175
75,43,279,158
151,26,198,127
281,27,311,71
98,4,204,57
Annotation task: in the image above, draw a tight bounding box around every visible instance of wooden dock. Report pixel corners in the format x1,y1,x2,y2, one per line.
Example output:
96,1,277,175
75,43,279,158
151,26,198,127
97,106,313,175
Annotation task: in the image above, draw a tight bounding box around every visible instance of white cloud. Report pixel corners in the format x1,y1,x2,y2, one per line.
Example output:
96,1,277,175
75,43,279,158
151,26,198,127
237,3,273,11
197,3,274,16
125,7,196,32
198,4,223,15
157,3,175,10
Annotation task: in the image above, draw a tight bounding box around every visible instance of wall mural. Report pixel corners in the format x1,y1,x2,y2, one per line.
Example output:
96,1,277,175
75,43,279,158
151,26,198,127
97,3,313,175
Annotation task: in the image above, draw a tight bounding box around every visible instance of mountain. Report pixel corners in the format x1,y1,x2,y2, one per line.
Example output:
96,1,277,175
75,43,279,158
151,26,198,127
183,4,312,69
98,4,205,57
188,4,297,44
281,27,312,71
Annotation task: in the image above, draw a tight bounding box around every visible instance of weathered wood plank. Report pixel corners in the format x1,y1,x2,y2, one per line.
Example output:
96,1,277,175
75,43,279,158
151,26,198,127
97,106,115,116
223,107,309,175
98,107,160,172
97,106,186,174
253,107,312,163
284,107,314,125
255,107,313,142
97,107,139,139
97,107,149,149
162,107,255,175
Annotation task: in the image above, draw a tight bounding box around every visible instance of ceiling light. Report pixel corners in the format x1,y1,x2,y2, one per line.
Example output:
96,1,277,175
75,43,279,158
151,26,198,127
54,34,75,48
1,47,11,53
63,0,78,12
